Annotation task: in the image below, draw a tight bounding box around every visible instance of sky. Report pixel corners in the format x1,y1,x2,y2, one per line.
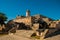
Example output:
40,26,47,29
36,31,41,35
0,0,60,21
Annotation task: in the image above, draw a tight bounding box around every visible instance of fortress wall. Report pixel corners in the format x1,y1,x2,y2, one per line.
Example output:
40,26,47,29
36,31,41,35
42,18,50,24
13,17,32,26
49,21,60,29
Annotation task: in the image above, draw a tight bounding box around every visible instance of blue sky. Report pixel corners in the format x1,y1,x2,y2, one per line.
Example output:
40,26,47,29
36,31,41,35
0,0,60,20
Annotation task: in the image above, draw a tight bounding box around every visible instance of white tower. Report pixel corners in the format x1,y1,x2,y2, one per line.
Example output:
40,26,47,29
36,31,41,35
26,10,30,17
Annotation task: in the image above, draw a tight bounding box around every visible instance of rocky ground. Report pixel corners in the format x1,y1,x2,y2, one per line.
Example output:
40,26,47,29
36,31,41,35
0,30,60,40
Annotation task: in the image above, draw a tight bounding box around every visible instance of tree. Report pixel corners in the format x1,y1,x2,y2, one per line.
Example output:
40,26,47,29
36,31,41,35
0,12,7,25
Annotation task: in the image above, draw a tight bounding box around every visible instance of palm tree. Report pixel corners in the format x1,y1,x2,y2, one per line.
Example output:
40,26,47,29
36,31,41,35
0,12,7,25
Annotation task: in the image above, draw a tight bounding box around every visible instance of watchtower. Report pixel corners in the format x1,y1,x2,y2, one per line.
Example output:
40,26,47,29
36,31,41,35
26,10,30,17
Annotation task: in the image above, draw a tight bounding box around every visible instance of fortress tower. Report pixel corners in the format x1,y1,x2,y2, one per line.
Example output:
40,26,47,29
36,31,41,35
26,10,30,17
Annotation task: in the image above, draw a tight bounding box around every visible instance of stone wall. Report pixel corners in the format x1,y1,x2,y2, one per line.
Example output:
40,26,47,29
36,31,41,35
0,24,5,31
49,20,60,29
13,17,32,26
32,23,39,31
42,18,51,25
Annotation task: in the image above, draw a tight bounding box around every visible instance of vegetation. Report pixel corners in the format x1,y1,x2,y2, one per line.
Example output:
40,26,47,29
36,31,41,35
31,33,40,39
0,12,7,25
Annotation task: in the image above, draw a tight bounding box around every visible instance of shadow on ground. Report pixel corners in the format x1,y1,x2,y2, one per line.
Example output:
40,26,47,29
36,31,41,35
45,30,60,38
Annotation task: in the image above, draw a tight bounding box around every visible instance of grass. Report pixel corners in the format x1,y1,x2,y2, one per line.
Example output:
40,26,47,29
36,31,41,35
31,36,40,39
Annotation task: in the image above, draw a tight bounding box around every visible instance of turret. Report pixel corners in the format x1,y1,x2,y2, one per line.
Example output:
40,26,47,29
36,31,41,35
26,10,30,17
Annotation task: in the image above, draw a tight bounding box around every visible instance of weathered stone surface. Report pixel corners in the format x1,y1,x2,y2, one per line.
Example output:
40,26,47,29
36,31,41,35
1,10,60,40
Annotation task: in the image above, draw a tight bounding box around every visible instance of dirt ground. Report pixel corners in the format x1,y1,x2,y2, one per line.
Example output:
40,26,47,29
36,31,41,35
0,30,60,40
